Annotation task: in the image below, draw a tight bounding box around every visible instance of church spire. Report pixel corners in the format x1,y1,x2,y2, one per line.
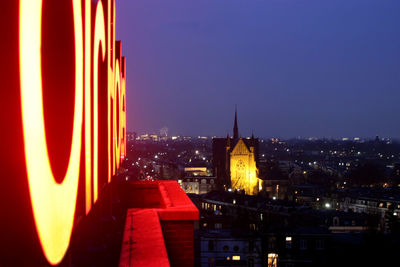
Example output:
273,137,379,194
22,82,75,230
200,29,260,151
233,105,239,140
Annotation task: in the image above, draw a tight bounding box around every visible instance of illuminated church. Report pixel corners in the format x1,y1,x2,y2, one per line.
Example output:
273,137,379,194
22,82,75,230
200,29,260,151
212,108,262,195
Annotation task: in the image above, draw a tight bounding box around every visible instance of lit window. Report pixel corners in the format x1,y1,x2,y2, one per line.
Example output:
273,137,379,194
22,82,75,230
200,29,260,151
268,253,278,267
232,255,240,261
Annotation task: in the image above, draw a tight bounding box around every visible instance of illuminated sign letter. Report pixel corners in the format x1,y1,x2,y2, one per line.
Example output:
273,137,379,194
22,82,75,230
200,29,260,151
93,0,106,202
19,0,83,264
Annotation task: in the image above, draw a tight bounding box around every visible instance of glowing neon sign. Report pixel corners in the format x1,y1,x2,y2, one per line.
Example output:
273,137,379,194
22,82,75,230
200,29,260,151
16,0,126,265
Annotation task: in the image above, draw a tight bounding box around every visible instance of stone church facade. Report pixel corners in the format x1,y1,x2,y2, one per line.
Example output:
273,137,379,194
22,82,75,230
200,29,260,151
212,109,262,195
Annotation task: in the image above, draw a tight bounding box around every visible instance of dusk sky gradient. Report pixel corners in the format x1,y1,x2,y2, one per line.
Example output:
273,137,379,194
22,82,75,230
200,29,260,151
116,0,400,139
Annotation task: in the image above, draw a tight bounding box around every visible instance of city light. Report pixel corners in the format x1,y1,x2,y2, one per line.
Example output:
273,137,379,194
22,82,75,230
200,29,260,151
232,255,240,260
268,253,278,267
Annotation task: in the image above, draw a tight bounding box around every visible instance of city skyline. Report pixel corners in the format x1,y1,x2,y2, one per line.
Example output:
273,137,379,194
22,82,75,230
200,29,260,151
117,0,400,139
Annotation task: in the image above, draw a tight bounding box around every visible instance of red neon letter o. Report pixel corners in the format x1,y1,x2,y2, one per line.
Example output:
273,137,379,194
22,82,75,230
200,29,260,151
19,0,83,264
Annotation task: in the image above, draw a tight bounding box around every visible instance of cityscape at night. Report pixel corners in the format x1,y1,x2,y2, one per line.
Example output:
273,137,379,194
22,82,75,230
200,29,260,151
121,118,400,266
1,0,400,267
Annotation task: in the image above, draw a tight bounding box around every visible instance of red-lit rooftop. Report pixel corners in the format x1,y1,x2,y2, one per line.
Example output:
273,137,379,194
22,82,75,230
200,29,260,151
119,181,199,267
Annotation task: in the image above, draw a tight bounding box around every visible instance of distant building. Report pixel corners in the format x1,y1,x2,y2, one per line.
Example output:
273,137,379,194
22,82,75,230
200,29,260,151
179,176,217,194
184,167,209,177
198,229,262,267
212,108,262,195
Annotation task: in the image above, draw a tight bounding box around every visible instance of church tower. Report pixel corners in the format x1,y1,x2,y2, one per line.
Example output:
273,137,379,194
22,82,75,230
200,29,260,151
212,106,262,194
233,106,239,140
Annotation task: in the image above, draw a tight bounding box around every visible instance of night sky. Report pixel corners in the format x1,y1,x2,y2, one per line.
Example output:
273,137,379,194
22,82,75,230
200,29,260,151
116,0,400,139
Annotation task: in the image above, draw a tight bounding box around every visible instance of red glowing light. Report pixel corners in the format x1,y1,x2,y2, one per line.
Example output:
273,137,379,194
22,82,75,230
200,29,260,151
85,0,92,214
18,0,126,264
19,0,83,264
93,0,106,202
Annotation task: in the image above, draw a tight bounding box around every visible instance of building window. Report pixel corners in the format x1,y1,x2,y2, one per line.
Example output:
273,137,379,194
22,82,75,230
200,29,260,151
249,240,254,252
268,237,276,250
208,240,214,251
232,255,240,261
285,237,292,249
248,258,254,267
333,216,339,226
223,245,229,251
214,223,222,229
316,239,324,250
300,239,307,250
208,257,215,267
268,253,278,267
234,245,239,252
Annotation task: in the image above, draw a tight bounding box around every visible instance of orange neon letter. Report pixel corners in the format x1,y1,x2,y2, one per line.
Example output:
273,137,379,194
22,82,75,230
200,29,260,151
113,59,122,170
107,0,113,181
19,0,83,264
93,0,106,202
84,0,92,214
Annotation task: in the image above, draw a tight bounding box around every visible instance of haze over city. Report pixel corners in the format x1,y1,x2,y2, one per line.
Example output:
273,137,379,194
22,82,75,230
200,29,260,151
117,0,400,139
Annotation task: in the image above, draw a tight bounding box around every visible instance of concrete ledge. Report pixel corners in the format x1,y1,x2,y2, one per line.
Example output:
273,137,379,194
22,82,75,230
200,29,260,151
156,181,200,221
119,209,170,267
119,181,199,267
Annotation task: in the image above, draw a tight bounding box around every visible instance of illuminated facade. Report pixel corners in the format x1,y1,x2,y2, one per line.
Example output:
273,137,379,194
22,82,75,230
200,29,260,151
212,108,262,195
230,138,261,195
